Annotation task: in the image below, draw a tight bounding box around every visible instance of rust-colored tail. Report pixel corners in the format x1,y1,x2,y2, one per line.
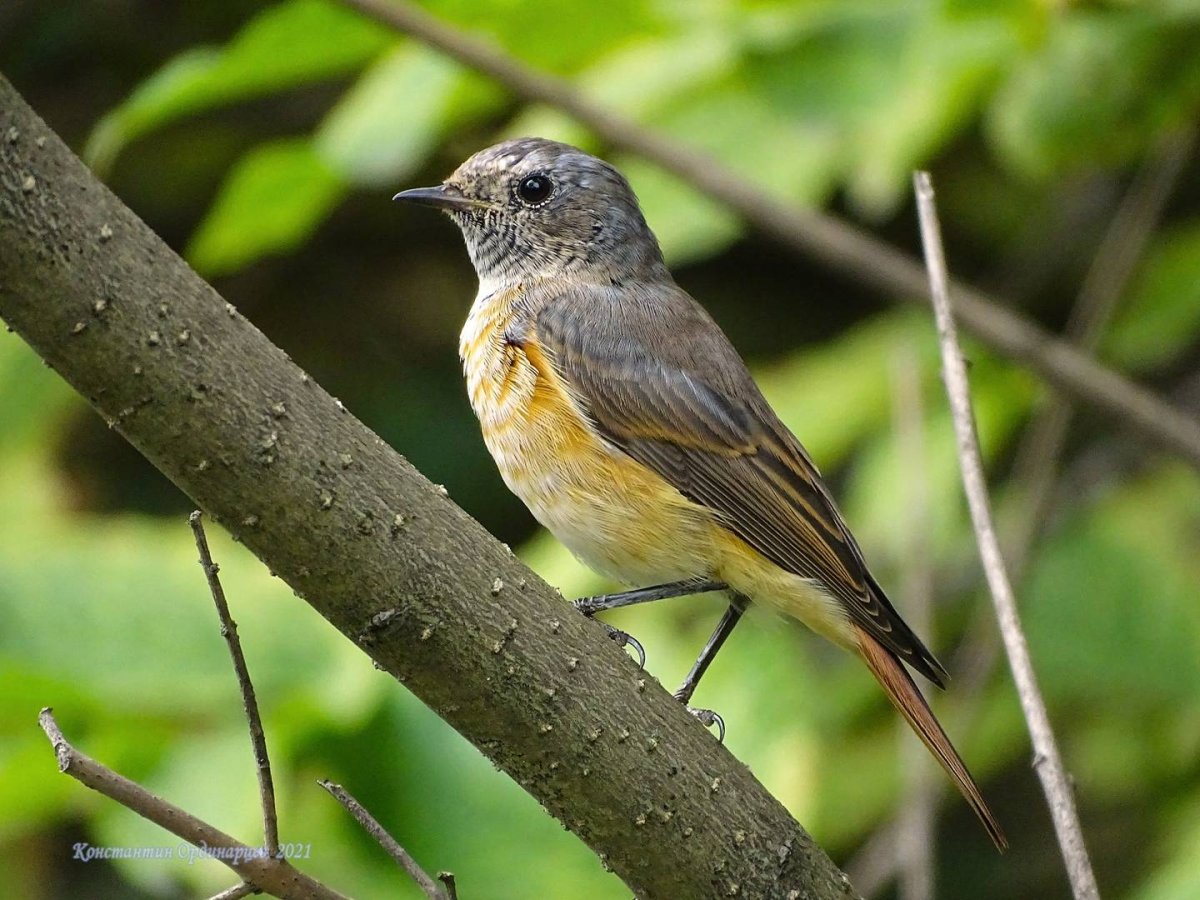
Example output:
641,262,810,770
855,624,1007,851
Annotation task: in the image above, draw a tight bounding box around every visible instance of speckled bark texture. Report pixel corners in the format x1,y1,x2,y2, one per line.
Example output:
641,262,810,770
0,76,859,900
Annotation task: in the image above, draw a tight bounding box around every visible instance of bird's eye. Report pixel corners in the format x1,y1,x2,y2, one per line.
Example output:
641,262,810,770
515,174,554,206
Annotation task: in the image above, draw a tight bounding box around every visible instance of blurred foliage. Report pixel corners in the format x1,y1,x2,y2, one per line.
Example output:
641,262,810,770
2,0,1200,898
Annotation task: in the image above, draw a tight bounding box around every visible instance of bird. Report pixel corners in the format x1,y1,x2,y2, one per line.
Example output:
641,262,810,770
393,137,1006,850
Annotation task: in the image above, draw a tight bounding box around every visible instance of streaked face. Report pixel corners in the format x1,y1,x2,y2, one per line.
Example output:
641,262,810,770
395,138,666,282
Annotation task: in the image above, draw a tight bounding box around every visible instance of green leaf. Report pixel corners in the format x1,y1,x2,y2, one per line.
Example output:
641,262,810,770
1024,464,1200,707
185,139,345,277
85,0,393,171
845,10,1017,216
757,310,938,467
315,45,466,186
988,10,1200,179
0,336,80,465
424,0,661,73
570,30,739,118
503,26,738,153
1104,221,1200,371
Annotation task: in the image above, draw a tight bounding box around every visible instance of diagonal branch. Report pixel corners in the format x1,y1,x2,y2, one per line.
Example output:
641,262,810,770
890,349,936,900
914,171,1100,900
848,131,1189,897
319,780,450,900
0,76,858,900
1006,127,1196,560
37,709,347,900
207,883,261,900
338,0,1200,467
190,510,281,858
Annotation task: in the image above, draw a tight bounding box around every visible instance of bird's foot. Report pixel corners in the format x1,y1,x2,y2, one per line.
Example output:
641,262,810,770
599,622,645,669
685,706,725,743
672,685,725,741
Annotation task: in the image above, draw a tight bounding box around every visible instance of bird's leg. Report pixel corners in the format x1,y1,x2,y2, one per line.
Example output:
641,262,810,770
573,578,728,669
673,595,748,742
573,577,727,615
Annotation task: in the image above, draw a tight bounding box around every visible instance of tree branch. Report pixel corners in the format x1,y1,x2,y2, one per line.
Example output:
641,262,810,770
914,172,1100,900
891,349,935,900
191,510,281,858
338,0,1200,467
207,883,261,900
319,781,450,900
1007,127,1195,560
847,130,1189,897
0,76,857,900
37,709,345,900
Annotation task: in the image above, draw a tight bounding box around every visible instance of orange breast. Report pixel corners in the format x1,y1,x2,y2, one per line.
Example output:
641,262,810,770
459,287,718,585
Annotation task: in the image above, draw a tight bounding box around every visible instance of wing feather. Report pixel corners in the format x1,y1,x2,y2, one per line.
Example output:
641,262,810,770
536,282,947,686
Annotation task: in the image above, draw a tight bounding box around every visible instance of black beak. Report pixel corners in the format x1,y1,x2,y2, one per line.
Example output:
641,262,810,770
392,184,488,212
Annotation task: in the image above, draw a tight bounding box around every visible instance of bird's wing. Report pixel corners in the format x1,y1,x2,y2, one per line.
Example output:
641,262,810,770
536,282,947,686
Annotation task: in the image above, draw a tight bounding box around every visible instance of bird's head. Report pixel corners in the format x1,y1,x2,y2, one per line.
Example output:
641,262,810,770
394,137,668,285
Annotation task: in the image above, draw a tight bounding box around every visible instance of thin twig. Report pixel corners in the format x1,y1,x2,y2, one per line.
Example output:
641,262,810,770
338,0,1200,466
38,709,347,900
914,171,1101,900
207,883,260,900
190,510,280,857
319,780,450,899
891,348,935,900
846,135,1188,895
438,872,459,900
843,820,904,899
956,127,1194,693
1005,127,1196,567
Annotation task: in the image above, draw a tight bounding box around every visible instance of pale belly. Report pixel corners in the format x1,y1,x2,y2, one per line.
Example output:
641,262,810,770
480,376,717,586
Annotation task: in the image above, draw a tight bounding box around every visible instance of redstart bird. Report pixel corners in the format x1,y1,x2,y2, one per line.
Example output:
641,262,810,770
394,137,1006,850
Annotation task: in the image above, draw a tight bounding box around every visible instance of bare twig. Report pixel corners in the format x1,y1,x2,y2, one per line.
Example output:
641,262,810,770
190,510,280,857
319,780,451,899
438,872,459,900
194,518,457,898
843,820,905,899
914,171,1100,900
1006,127,1196,566
207,883,261,900
891,349,935,900
956,127,1194,694
338,0,1200,466
847,134,1187,896
38,709,347,900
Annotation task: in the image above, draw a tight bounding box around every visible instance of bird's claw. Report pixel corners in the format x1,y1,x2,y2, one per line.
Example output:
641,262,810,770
601,623,646,669
686,707,725,743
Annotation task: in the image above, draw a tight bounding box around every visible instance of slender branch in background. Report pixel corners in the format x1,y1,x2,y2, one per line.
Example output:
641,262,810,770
338,0,1200,466
190,511,280,858
843,820,904,899
37,709,347,900
206,883,261,900
1005,127,1196,565
891,348,936,900
846,133,1188,896
954,127,1196,693
914,171,1101,900
319,781,452,900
